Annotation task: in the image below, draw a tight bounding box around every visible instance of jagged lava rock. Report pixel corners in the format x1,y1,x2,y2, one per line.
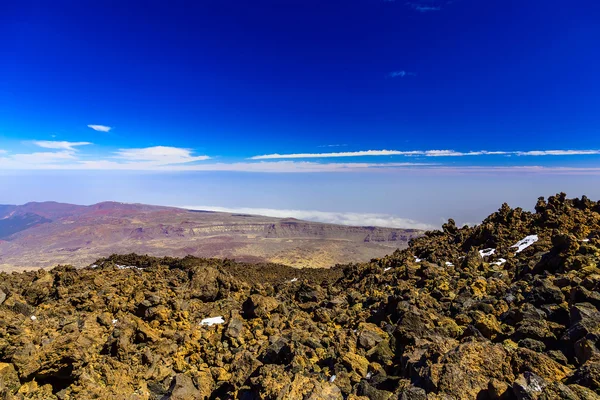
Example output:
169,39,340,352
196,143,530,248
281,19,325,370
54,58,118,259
0,194,599,399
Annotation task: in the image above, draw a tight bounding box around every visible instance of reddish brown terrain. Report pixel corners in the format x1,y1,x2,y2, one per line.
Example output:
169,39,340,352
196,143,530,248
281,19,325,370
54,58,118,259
0,202,422,271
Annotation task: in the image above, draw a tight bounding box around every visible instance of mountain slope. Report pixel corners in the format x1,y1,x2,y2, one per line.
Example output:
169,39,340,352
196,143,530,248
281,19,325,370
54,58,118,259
0,193,599,398
0,213,52,239
0,201,422,270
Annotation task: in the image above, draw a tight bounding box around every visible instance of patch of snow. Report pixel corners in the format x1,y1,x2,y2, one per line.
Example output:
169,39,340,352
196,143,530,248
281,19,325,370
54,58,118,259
504,294,515,303
445,261,454,267
329,375,336,383
116,264,142,270
366,372,372,379
383,267,391,272
200,316,225,326
289,278,298,283
528,379,544,392
30,315,37,321
112,319,118,325
511,235,539,253
479,248,496,257
414,256,422,263
582,239,590,242
492,258,507,266
90,264,98,269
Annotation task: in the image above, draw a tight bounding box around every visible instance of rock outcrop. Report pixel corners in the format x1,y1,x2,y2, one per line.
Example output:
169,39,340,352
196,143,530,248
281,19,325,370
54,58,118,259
1,193,600,399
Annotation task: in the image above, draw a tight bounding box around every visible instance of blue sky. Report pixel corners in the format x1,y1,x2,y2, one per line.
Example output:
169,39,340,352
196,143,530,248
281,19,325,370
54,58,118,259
1,0,600,227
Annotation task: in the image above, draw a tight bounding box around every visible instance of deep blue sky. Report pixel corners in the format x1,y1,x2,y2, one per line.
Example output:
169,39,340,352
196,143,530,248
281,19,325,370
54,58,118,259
1,0,600,226
2,0,599,159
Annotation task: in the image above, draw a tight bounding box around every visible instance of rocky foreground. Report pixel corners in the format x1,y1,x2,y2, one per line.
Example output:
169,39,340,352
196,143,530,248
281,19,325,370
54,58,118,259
1,194,600,399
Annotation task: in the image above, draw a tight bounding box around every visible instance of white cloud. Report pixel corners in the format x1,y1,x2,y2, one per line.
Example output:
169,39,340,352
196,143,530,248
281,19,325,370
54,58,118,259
180,205,436,230
250,149,503,159
88,124,112,132
115,146,211,165
516,150,600,156
4,139,600,173
3,154,600,175
32,141,92,151
251,148,600,159
423,150,510,157
250,150,423,159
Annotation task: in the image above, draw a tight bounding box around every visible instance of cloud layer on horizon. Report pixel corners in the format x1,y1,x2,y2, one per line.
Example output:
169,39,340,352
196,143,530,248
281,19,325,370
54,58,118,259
181,205,437,230
250,149,600,159
2,140,600,173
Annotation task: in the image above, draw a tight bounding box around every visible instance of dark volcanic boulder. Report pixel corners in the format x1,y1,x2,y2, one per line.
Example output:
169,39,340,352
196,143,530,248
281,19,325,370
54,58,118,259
243,294,280,319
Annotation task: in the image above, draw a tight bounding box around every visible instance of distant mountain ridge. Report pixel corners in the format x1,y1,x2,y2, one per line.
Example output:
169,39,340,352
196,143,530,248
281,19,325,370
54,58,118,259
0,213,52,239
0,201,423,270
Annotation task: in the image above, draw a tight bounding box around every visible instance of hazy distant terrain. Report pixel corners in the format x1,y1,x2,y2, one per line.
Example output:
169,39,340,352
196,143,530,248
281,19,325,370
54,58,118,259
0,201,422,271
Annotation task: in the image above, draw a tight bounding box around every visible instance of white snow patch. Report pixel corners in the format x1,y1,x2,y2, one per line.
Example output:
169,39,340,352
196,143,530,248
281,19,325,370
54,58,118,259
529,379,544,392
511,235,539,253
366,372,372,379
289,278,298,283
492,258,507,266
582,239,590,242
479,248,496,257
30,315,37,321
384,267,391,272
414,256,422,263
200,316,225,326
329,375,337,383
90,264,98,269
116,264,142,270
112,319,118,325
445,261,454,267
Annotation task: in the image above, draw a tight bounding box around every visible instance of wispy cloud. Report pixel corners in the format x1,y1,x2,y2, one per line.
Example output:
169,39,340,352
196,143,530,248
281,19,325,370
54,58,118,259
115,146,210,165
32,140,92,151
250,150,422,159
88,124,112,132
4,139,600,173
317,144,348,148
1,141,89,169
515,150,600,156
181,205,436,230
424,150,510,157
388,70,416,78
250,149,600,159
3,151,600,175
